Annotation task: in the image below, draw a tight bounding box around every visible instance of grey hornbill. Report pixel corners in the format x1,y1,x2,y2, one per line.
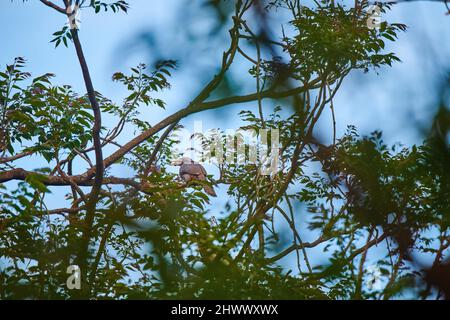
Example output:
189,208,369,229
171,157,217,197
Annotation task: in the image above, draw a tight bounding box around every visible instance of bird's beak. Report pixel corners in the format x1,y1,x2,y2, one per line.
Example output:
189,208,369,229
171,159,182,166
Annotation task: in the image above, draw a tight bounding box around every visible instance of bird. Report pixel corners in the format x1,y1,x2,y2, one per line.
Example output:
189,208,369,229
171,157,217,197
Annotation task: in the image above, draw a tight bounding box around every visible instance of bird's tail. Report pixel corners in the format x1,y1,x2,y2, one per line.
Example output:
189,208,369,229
204,184,217,197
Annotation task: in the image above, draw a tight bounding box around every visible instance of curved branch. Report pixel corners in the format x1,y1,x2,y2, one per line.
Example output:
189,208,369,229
0,150,33,164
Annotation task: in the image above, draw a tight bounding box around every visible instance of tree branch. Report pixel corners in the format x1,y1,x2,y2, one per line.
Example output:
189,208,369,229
69,24,105,293
39,0,67,14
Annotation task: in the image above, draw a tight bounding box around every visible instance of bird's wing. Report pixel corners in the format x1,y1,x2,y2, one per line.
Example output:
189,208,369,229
180,163,206,179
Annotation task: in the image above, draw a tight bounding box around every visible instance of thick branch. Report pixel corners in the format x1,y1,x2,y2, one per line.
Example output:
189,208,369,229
265,236,331,264
0,168,147,190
